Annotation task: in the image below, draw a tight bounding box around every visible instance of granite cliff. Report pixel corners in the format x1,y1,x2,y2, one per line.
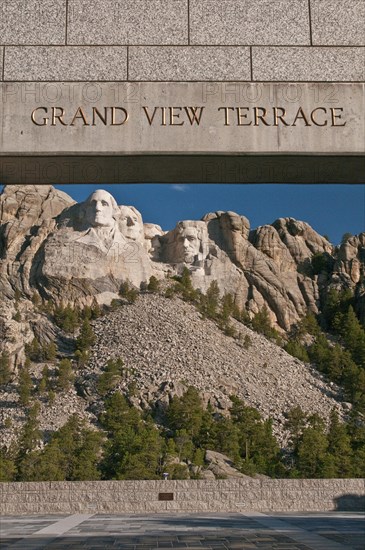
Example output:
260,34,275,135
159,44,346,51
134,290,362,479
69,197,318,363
0,184,363,450
1,185,363,362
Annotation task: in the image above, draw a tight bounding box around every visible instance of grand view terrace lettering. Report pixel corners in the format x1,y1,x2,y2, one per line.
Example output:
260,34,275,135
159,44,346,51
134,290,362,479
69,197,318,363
30,105,347,127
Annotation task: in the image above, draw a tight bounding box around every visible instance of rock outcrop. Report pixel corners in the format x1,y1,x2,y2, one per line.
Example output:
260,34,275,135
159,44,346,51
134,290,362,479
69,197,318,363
0,291,347,447
0,184,364,360
205,450,248,479
0,185,362,451
156,211,363,331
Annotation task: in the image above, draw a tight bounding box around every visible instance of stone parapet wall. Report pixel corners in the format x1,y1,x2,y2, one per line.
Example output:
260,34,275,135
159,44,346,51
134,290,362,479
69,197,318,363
0,1,364,82
1,479,364,515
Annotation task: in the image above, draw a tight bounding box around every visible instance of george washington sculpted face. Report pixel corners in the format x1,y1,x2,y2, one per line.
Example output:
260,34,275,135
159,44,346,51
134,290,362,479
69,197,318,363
83,190,119,228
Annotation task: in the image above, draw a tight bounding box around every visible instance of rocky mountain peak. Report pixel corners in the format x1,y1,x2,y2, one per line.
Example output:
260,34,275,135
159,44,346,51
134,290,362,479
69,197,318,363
0,184,363,362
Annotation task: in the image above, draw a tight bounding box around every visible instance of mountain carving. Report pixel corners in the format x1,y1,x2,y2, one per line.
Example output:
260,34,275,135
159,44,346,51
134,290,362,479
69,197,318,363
0,185,363,446
1,185,363,340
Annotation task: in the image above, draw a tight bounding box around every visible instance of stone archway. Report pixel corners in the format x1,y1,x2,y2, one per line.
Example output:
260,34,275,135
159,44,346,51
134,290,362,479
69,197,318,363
0,2,364,183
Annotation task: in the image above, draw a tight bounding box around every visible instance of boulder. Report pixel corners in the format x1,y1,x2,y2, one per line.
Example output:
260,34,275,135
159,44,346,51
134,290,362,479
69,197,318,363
205,450,248,479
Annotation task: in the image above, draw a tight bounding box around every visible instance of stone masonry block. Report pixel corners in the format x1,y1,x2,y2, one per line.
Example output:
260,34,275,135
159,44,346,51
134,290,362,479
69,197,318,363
0,482,12,493
195,480,223,490
15,482,50,491
68,0,187,45
68,492,97,502
109,491,160,502
72,481,98,491
129,46,250,81
267,479,301,486
70,480,114,490
49,482,71,490
236,478,261,488
173,480,199,489
190,0,310,45
331,479,365,490
0,0,66,45
0,48,3,81
92,480,136,491
4,46,127,81
22,492,62,504
252,47,365,81
133,480,162,490
311,0,365,46
1,480,364,515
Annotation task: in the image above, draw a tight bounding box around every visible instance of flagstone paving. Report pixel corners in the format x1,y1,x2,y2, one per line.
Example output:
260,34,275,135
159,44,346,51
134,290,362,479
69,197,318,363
0,512,364,549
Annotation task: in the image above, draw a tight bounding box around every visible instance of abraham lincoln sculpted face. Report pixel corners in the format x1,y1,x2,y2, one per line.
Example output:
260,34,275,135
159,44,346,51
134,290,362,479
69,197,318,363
173,221,208,264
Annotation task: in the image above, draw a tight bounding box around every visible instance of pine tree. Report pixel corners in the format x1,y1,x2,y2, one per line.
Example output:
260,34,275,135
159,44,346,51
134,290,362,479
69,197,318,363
16,403,41,477
21,415,103,481
221,293,235,321
23,440,65,481
0,446,17,481
25,338,41,362
299,312,320,336
327,409,353,477
46,341,57,362
172,429,193,462
76,319,96,352
166,387,205,440
18,364,33,406
284,340,309,362
54,304,80,333
147,276,160,293
119,280,139,304
285,406,307,455
74,349,89,368
192,447,205,467
48,390,56,405
211,416,241,463
297,415,328,478
164,438,178,460
97,358,124,396
176,267,199,302
180,267,193,290
204,281,220,318
0,352,12,385
71,428,103,481
100,395,162,480
339,306,365,368
56,359,74,392
37,366,50,394
251,307,279,340
100,392,140,433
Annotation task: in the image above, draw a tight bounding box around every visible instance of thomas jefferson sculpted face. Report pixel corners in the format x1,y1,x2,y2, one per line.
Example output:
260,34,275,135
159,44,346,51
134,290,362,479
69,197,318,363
83,190,119,228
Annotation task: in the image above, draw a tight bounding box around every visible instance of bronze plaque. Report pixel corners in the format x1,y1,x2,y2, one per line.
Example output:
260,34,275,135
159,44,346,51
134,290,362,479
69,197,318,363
158,492,174,501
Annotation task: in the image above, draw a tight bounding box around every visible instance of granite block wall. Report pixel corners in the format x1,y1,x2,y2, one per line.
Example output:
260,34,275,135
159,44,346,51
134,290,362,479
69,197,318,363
0,0,364,82
1,479,364,515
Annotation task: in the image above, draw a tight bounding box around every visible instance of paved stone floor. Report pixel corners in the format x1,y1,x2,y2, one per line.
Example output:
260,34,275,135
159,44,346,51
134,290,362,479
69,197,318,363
0,512,364,549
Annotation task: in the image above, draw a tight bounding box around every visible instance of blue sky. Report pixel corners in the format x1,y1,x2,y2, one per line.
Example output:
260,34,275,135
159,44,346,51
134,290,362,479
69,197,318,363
52,184,364,245
0,184,363,245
